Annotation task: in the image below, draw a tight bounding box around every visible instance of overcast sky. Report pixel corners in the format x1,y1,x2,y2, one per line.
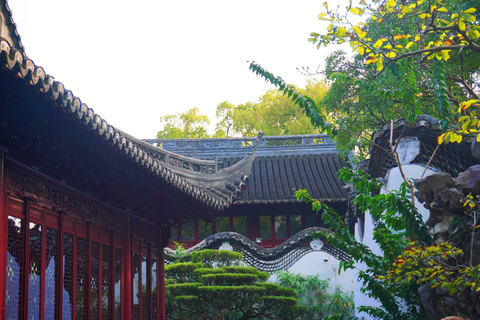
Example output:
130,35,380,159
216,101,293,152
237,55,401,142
8,0,339,139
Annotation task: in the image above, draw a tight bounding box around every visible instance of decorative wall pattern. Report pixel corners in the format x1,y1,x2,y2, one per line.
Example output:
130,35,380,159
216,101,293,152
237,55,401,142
165,227,351,272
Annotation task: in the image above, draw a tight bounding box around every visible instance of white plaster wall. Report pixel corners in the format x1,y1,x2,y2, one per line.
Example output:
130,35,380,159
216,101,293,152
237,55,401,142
354,164,435,319
269,251,354,294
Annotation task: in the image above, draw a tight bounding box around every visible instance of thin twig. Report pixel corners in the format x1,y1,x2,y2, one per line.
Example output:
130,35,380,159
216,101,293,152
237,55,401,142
388,120,415,205
421,144,439,178
338,128,393,155
470,210,477,267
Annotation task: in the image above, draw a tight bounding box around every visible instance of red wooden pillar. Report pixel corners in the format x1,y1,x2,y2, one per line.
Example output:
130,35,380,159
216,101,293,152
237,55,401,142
57,213,64,320
124,215,132,320
0,152,6,319
158,225,170,320
22,199,31,319
86,224,92,320
158,247,165,320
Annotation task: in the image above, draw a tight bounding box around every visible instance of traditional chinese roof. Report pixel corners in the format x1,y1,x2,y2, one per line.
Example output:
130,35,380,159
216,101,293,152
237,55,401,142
146,135,349,204
0,39,259,222
0,0,24,52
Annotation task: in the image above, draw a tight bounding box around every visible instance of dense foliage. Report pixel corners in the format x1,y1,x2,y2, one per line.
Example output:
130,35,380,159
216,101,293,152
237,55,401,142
296,168,431,319
157,107,210,139
246,0,480,318
275,271,354,320
296,166,480,319
157,80,328,139
230,79,329,137
250,0,480,154
165,249,305,320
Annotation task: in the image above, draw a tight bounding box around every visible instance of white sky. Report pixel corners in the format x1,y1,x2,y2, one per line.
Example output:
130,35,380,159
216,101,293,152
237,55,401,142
8,0,341,139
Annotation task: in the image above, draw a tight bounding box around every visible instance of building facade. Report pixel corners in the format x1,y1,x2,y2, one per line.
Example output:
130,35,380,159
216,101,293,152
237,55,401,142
148,135,355,292
0,2,255,319
146,134,352,250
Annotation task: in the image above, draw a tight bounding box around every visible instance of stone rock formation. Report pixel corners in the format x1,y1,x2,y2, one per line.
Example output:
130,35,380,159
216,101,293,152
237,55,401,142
414,166,480,320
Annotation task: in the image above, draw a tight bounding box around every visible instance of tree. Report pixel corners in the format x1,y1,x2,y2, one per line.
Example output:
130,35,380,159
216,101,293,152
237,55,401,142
247,1,480,318
250,0,480,153
214,101,236,138
157,107,210,139
165,249,305,320
157,80,329,139
232,79,329,137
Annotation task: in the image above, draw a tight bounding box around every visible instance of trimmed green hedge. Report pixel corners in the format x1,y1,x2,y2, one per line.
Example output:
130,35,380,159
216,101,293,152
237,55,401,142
198,285,266,295
222,266,258,274
191,249,242,267
261,296,298,306
165,249,304,319
165,282,201,296
194,267,226,275
174,295,199,304
165,262,204,282
201,273,258,286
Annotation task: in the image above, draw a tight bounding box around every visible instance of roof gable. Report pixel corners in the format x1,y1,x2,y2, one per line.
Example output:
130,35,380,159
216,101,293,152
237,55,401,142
0,39,258,222
0,0,24,52
150,135,349,204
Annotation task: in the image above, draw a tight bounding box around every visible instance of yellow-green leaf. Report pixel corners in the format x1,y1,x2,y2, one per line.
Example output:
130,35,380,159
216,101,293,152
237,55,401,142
401,6,413,14
463,14,476,23
386,51,396,58
455,133,463,143
440,49,451,60
376,59,384,71
444,132,453,143
336,27,348,37
350,7,361,15
437,7,448,12
469,29,480,40
464,7,477,14
458,115,471,122
438,133,446,145
451,13,459,19
461,119,472,131
374,39,385,48
406,42,414,49
459,17,466,31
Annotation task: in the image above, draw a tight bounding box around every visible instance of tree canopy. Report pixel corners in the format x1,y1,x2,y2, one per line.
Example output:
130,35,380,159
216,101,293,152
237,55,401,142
232,79,329,137
156,80,328,139
250,0,480,153
247,0,480,319
157,107,210,139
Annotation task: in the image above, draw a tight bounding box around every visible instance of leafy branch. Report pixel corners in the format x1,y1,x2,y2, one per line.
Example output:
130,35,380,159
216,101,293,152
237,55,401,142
248,61,332,134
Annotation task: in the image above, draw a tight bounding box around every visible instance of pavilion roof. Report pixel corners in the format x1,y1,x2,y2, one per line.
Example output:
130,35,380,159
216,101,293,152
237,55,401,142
148,135,349,204
0,39,258,219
